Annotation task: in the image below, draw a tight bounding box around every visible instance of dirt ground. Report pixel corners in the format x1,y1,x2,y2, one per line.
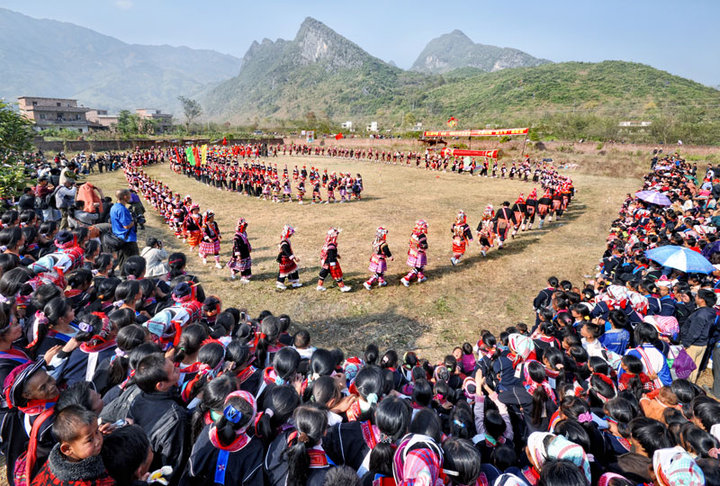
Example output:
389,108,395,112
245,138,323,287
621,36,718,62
87,151,639,360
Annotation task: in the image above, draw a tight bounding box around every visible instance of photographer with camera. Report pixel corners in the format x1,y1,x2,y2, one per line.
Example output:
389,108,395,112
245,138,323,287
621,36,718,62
141,236,169,278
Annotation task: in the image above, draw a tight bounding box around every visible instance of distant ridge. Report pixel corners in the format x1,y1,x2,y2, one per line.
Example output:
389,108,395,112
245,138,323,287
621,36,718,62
410,30,551,74
0,7,242,112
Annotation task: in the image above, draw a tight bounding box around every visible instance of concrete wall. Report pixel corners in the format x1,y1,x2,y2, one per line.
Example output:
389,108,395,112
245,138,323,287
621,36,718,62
33,137,285,153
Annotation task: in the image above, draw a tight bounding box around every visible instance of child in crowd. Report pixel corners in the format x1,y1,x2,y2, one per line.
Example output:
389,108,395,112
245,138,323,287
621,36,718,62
31,405,114,486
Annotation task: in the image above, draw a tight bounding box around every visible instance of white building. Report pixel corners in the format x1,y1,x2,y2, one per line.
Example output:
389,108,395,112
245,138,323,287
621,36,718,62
366,121,378,132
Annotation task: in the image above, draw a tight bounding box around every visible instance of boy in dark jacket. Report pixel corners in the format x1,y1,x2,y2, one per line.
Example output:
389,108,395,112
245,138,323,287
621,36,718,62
127,353,188,485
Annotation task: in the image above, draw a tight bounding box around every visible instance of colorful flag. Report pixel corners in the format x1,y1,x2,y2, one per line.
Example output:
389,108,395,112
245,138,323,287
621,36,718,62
335,133,344,140
201,144,208,166
185,146,196,166
222,137,228,146
192,146,200,166
447,117,458,127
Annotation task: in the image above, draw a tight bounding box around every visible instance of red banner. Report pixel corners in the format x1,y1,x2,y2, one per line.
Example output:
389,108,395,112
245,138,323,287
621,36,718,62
423,127,528,138
441,148,498,158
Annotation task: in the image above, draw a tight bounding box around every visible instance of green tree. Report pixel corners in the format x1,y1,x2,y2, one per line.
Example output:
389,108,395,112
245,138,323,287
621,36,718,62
139,117,158,135
178,96,202,129
403,112,416,129
117,110,139,136
0,100,35,198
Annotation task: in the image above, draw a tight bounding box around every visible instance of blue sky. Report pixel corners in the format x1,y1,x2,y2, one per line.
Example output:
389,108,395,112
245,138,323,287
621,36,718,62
2,0,719,85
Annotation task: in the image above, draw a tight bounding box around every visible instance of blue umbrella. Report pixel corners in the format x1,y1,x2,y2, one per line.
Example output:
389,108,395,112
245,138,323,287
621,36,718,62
645,245,715,274
635,190,671,207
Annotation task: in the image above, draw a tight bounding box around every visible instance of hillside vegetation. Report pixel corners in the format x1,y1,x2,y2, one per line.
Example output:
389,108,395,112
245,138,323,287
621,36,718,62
201,18,720,143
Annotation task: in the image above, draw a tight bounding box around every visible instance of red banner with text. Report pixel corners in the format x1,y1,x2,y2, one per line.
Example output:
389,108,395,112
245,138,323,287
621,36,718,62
441,148,498,158
423,127,528,138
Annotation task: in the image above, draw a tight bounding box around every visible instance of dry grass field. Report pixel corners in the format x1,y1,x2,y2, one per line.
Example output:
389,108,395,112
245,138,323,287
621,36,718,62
87,146,641,359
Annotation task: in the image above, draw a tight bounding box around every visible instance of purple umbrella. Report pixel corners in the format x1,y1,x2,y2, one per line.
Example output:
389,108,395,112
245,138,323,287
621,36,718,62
635,190,671,207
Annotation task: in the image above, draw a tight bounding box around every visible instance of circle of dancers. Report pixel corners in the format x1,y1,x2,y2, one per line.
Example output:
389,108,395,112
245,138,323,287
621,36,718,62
170,153,363,205
126,162,573,292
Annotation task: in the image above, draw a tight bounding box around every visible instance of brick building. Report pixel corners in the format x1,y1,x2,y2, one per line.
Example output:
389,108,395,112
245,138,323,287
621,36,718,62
18,96,91,133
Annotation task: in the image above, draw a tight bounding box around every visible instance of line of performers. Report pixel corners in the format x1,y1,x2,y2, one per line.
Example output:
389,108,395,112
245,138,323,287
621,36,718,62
170,155,364,204
278,143,564,181
124,165,574,291
453,182,575,263
126,168,227,270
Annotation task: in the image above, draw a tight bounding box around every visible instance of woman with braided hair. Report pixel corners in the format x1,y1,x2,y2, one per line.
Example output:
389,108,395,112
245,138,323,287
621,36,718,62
266,404,334,486
181,390,263,486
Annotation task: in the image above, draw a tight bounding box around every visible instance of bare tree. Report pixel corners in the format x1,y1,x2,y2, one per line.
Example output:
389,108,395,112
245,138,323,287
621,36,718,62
178,96,202,129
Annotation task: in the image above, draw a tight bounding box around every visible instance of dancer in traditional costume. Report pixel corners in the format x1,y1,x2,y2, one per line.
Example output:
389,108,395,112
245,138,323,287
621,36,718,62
276,225,301,290
199,210,222,268
401,220,429,287
282,178,292,202
312,180,323,204
172,195,186,239
228,218,252,282
476,205,495,256
296,180,306,205
493,201,516,248
364,227,392,290
450,210,473,266
511,194,526,238
551,188,562,221
317,228,351,292
326,177,336,203
537,189,552,229
184,204,202,253
524,189,538,230
338,175,348,202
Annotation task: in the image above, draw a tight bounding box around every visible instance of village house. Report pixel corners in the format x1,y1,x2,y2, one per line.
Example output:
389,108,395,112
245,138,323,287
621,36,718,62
18,96,92,132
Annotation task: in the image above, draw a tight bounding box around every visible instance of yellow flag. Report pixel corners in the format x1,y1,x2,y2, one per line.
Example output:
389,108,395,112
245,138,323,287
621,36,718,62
201,144,208,166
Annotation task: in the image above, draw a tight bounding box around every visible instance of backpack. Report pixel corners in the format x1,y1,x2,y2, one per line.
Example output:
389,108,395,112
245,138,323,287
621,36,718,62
669,346,696,380
45,186,60,209
13,408,54,486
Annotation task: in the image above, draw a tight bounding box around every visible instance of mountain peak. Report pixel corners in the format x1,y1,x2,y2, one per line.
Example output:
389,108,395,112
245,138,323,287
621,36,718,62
448,29,473,41
411,30,550,74
294,17,369,69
